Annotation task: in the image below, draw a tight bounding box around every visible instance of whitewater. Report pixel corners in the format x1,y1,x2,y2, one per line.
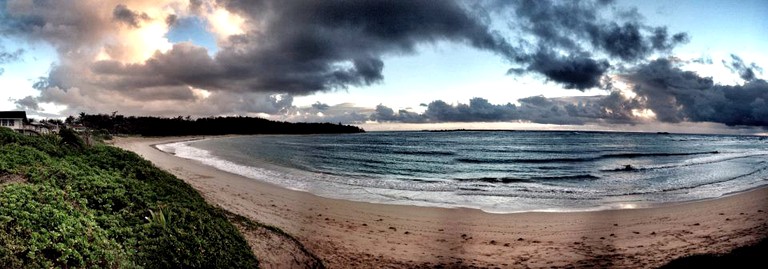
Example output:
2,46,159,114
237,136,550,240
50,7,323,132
156,131,768,213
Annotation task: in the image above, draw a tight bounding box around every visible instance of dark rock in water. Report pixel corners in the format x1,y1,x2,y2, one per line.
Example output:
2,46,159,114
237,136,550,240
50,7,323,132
620,164,637,171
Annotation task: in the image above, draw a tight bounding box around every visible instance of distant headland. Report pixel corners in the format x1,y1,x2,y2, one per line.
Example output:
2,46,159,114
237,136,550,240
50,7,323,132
74,113,364,136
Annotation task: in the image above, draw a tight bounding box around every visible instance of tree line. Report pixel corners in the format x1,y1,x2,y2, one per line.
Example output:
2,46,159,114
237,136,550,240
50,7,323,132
70,113,364,136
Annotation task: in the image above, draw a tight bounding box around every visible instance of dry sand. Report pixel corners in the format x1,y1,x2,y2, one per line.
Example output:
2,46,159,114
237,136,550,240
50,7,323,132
113,136,768,268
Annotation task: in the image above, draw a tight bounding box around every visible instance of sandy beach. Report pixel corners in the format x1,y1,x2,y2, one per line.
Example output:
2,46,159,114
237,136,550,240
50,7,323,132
113,136,768,268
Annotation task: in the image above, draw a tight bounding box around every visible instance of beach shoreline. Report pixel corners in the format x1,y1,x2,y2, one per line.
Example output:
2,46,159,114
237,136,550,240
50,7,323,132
113,135,768,268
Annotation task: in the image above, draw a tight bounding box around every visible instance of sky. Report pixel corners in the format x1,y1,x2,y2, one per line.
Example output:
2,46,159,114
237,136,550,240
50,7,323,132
0,0,767,134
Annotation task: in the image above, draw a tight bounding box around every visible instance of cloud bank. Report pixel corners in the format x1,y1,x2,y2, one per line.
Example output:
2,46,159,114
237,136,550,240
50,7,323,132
365,58,768,128
3,0,766,130
4,1,688,114
624,58,768,126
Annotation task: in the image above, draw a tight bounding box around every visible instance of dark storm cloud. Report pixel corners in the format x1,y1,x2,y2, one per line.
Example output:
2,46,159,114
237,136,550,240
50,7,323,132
503,0,689,60
0,0,112,56
188,0,204,13
516,96,583,125
0,45,23,76
514,94,642,125
0,47,23,64
588,23,689,61
165,14,178,27
371,104,426,123
368,92,653,126
98,0,685,95
311,102,330,111
30,0,515,98
14,96,40,111
495,0,689,90
318,57,767,127
522,52,610,89
650,27,689,51
370,105,397,121
201,0,518,94
624,58,768,127
3,0,691,117
85,43,224,93
424,98,518,122
112,4,150,28
371,96,624,125
725,54,763,81
692,56,713,65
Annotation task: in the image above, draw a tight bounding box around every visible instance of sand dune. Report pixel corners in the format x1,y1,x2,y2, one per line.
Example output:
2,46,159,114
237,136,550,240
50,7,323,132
113,136,768,268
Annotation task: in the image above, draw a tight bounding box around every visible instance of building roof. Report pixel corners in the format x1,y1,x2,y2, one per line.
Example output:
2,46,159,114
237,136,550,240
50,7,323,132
0,111,27,120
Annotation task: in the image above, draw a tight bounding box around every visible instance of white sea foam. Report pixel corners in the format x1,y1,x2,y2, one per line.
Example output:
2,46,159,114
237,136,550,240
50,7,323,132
156,140,591,213
158,140,315,192
154,133,768,213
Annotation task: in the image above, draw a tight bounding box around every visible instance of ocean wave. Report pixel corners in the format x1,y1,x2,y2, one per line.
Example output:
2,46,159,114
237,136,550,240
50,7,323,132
602,151,768,172
601,164,641,172
456,150,723,165
529,174,600,180
329,155,391,165
453,177,533,183
455,188,601,200
481,148,604,154
601,151,719,158
378,166,444,176
391,150,456,156
457,187,487,192
605,163,768,197
455,156,594,164
452,174,599,184
161,132,768,213
156,141,312,192
159,141,457,193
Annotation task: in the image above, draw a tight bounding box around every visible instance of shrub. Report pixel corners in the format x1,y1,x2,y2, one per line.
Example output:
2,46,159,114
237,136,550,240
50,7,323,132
58,128,85,150
0,184,127,268
0,126,259,268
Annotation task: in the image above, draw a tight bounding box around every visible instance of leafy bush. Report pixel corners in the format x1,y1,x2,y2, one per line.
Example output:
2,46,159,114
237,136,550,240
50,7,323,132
0,128,62,157
0,184,127,268
0,128,259,268
0,143,51,173
58,128,85,150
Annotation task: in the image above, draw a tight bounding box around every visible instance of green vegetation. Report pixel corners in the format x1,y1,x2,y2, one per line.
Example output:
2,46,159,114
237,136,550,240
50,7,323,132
72,113,364,136
0,128,259,268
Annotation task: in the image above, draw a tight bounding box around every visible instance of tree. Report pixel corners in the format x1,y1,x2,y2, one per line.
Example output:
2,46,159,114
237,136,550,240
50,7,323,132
59,128,85,150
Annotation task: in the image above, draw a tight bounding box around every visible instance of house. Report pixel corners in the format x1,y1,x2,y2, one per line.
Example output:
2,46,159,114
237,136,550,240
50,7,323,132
0,111,60,135
0,111,26,131
28,122,61,135
71,124,87,133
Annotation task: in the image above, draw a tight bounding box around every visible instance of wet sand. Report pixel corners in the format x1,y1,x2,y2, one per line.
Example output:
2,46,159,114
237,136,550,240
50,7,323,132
113,136,768,268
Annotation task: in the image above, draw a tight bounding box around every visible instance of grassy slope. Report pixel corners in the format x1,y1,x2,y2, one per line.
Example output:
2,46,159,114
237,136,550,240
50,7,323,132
0,128,259,268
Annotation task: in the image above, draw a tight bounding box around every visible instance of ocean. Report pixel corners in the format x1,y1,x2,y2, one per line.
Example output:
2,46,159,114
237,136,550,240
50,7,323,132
156,131,768,213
